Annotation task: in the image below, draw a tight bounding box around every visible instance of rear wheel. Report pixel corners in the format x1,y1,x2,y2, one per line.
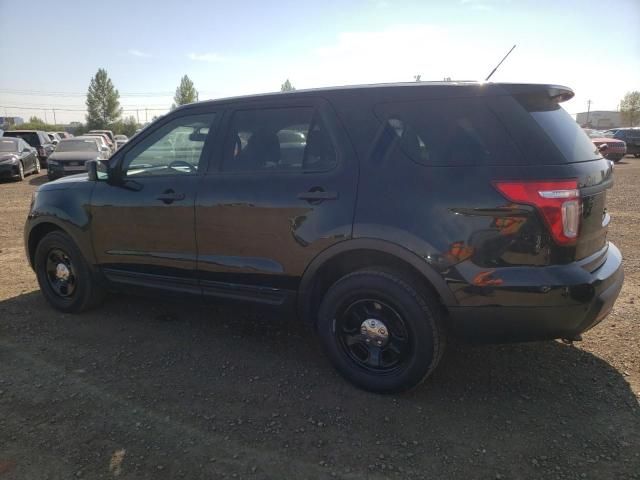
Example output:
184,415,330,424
34,159,41,174
317,269,445,393
34,231,104,312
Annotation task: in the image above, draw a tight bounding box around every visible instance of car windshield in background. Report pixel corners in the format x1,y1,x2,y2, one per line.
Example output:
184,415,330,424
0,139,18,152
56,139,99,152
3,132,39,146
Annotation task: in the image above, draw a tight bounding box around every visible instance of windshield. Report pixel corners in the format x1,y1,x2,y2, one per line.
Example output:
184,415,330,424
56,139,99,152
0,139,18,152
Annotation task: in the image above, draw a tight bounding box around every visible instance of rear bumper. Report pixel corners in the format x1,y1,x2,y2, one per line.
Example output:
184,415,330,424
448,243,624,341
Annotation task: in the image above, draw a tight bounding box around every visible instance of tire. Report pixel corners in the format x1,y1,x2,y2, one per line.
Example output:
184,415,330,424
317,269,446,393
635,154,640,158
34,231,105,313
34,158,41,174
16,161,24,181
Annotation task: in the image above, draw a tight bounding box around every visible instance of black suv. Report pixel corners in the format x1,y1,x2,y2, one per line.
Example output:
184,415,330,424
3,130,55,167
24,83,624,393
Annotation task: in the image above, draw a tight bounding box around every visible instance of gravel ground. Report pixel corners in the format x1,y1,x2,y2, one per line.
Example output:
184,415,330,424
0,160,639,479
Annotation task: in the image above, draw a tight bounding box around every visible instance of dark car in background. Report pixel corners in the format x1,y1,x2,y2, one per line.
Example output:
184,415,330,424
47,137,109,180
0,137,40,180
3,130,54,167
604,128,640,157
24,82,624,393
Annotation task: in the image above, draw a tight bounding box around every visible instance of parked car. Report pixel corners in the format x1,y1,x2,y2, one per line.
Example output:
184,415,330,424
46,137,109,180
55,131,73,140
24,82,624,393
2,130,54,167
0,137,40,180
583,128,627,162
88,129,116,150
83,133,114,154
47,132,62,146
114,134,129,149
603,128,640,157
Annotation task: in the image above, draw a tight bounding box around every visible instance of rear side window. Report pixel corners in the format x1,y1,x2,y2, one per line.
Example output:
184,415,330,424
374,97,521,166
222,107,337,172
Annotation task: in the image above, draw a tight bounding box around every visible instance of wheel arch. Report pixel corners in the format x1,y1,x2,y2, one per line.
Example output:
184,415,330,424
297,238,456,326
27,221,66,268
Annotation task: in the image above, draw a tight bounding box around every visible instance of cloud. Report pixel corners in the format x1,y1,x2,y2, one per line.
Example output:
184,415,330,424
128,49,151,58
188,52,227,62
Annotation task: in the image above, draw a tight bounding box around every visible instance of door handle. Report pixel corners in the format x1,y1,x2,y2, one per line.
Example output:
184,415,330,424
297,190,338,202
156,190,185,204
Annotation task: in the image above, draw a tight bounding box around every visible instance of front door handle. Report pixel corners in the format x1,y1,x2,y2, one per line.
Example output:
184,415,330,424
156,190,185,204
297,190,338,202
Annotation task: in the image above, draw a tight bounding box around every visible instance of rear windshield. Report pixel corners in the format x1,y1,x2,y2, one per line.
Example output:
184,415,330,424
56,139,99,152
515,96,599,163
3,131,40,146
374,97,522,166
0,139,18,152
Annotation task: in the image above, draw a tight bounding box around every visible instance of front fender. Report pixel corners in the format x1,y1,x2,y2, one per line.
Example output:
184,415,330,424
24,183,95,268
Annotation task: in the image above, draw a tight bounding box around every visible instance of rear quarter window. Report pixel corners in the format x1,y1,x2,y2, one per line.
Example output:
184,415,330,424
373,97,522,166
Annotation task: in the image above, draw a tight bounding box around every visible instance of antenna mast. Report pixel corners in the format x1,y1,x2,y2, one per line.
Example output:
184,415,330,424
485,44,516,82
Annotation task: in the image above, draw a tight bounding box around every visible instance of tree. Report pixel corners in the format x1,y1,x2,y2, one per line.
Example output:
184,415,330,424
281,79,295,92
173,75,198,108
620,91,640,127
86,68,122,130
413,75,421,82
121,116,138,137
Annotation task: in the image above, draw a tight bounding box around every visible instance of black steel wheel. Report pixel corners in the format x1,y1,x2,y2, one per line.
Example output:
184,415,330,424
318,269,445,393
34,231,105,312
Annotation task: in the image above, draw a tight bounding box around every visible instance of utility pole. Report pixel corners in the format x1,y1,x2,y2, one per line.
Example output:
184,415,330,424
136,109,140,124
52,109,57,125
44,110,48,124
145,108,148,122
586,99,592,126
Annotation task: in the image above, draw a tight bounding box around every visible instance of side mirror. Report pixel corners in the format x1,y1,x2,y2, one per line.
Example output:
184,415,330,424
52,139,59,146
86,160,108,181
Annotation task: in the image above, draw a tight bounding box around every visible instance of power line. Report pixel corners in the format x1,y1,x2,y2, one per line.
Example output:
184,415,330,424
0,104,168,112
0,88,175,97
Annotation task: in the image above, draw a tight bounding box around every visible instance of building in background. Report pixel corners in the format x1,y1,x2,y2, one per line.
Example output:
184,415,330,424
0,116,24,129
575,111,622,129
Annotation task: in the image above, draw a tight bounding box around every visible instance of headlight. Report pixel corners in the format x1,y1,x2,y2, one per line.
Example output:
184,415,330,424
0,156,18,164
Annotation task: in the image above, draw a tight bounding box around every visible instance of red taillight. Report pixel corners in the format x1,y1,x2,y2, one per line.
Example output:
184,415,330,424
494,180,581,246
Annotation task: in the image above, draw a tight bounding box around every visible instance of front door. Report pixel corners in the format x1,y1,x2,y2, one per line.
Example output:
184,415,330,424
195,100,358,303
91,111,217,292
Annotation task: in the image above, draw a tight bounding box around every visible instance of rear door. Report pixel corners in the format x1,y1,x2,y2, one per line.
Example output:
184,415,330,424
195,98,358,303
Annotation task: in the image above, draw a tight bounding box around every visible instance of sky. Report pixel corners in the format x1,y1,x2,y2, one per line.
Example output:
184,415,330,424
0,0,638,124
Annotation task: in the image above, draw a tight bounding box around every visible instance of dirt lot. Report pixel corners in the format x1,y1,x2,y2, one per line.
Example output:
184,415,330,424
1,161,639,480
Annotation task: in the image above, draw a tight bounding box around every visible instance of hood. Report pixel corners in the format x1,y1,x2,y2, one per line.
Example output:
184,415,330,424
0,153,18,162
48,151,102,162
38,173,91,192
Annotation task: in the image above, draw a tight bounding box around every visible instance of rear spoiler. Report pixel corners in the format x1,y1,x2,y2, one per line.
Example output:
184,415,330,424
499,84,575,103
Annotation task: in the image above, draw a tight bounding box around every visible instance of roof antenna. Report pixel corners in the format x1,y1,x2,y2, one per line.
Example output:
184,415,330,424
485,44,516,82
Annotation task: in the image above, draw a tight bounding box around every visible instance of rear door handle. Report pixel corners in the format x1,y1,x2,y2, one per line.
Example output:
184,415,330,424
156,190,185,204
297,191,338,201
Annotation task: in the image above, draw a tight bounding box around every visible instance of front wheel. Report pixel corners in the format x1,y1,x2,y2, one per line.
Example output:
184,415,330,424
34,158,41,174
16,161,24,181
34,231,105,312
317,270,446,393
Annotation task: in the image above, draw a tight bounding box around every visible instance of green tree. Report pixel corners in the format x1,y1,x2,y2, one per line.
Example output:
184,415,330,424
173,75,198,108
280,79,295,92
86,68,122,130
121,116,138,137
620,91,640,127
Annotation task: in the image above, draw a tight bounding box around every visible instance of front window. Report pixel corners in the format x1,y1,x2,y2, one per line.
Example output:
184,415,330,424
122,113,215,177
56,139,99,152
